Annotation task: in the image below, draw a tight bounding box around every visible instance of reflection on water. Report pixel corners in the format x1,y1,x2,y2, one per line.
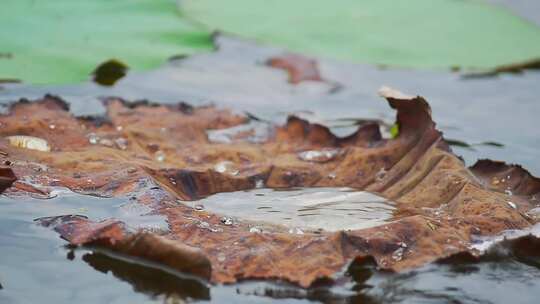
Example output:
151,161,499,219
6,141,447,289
181,187,396,232
82,251,210,300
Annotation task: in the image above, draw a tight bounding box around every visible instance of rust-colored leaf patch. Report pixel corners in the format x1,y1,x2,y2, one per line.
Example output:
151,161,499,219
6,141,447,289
267,53,323,84
1,88,539,288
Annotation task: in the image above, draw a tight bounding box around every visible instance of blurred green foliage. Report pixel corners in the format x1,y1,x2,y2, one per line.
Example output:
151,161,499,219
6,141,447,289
183,0,540,69
0,0,213,84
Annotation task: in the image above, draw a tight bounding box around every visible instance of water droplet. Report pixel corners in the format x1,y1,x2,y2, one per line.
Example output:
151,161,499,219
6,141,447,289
176,187,396,232
99,138,114,147
255,179,265,188
115,137,128,150
220,216,234,226
507,201,517,209
87,133,99,145
327,172,336,179
6,135,51,152
375,168,387,181
155,151,165,162
297,148,340,163
196,221,222,232
391,247,404,261
249,227,262,233
505,189,513,196
48,124,56,130
288,227,304,235
526,207,540,219
217,252,226,262
116,125,123,131
214,161,239,176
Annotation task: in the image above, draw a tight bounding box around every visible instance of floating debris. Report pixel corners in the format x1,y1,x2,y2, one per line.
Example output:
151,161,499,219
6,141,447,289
92,59,128,86
297,148,340,163
6,135,51,152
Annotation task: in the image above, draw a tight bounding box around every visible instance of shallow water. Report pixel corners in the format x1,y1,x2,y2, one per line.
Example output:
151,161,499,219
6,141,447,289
181,188,395,232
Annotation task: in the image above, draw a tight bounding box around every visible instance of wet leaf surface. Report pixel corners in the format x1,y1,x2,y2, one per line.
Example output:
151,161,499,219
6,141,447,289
1,87,539,288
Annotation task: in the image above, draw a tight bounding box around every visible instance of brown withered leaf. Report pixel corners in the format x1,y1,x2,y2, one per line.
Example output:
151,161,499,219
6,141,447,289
0,165,16,193
267,53,323,84
2,87,539,288
463,57,540,78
